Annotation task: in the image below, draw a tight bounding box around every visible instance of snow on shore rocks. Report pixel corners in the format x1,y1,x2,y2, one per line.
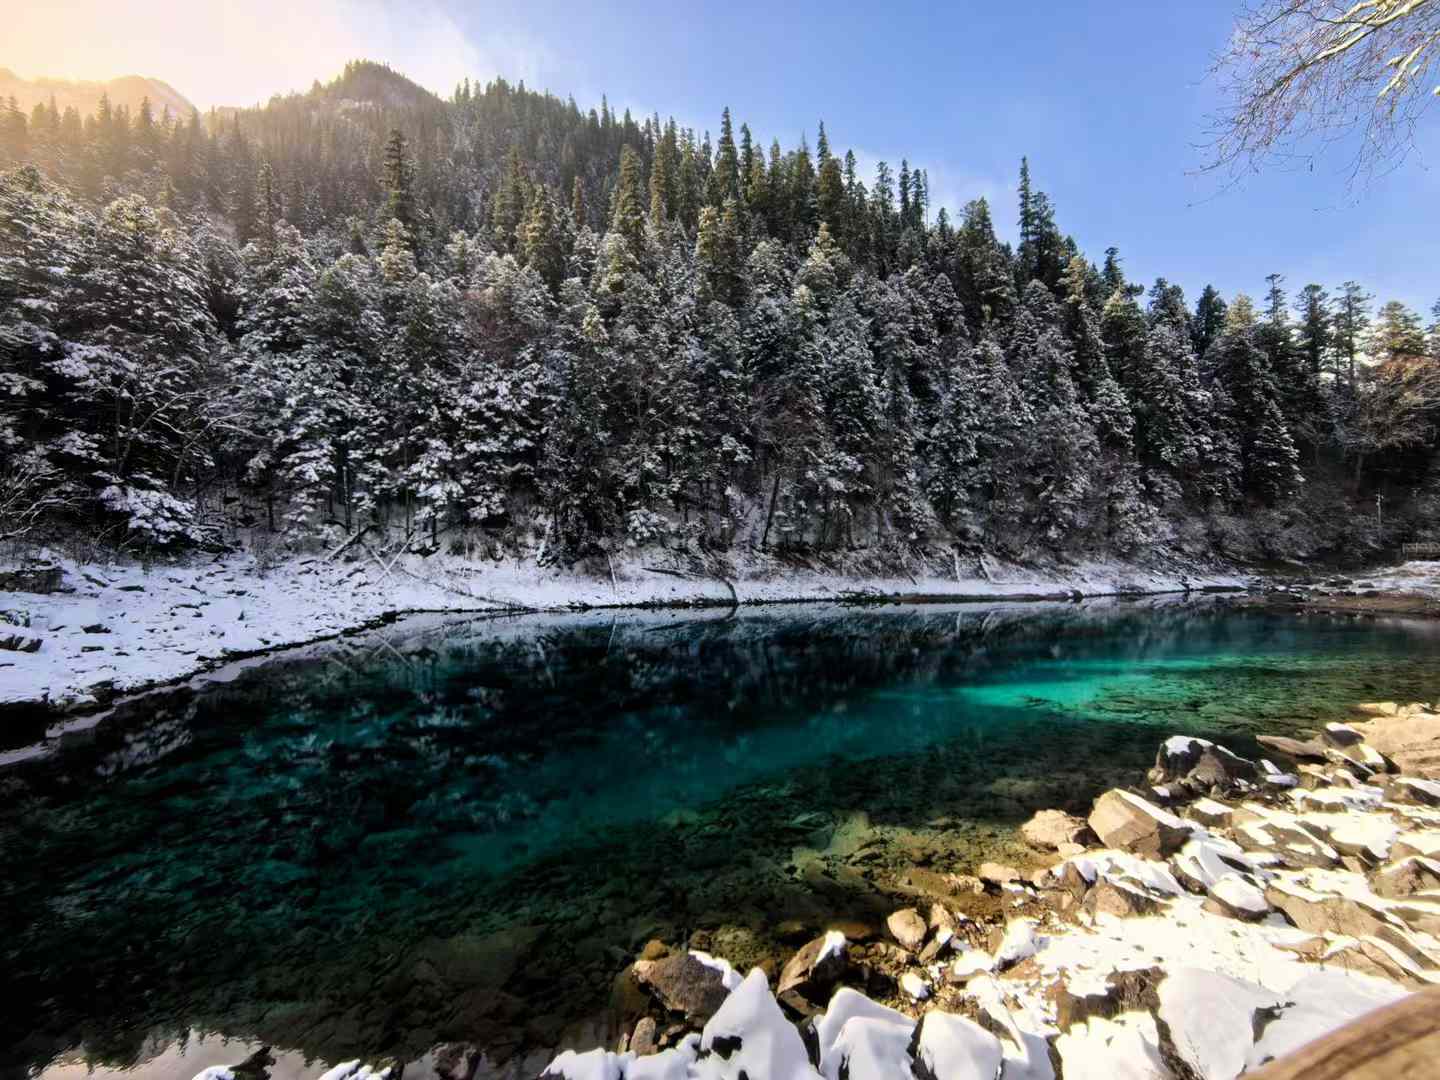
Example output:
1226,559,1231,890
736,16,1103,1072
536,717,1440,1080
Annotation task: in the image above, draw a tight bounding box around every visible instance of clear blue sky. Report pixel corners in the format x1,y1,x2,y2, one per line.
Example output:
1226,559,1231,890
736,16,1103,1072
426,0,1437,317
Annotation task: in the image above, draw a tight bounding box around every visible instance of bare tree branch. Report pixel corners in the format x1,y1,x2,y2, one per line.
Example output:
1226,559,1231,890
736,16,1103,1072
1205,0,1440,184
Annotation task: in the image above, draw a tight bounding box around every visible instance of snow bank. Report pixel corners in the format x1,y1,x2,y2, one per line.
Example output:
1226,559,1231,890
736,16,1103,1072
0,549,1247,713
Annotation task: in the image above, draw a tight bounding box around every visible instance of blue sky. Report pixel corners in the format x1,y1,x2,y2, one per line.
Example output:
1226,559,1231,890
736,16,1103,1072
17,0,1437,317
442,0,1437,317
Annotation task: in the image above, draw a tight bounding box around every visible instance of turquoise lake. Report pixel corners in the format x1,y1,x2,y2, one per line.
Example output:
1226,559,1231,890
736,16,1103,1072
3,599,1439,1079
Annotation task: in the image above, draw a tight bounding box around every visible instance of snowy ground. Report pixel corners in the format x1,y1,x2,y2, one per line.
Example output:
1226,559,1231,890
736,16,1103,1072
1355,559,1440,597
0,549,1249,713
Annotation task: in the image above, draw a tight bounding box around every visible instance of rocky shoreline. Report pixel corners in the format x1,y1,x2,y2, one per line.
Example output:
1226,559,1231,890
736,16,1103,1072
504,703,1440,1079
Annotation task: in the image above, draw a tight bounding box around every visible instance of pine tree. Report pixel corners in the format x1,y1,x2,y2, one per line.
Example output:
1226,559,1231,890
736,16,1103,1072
1332,281,1372,388
1370,300,1426,361
253,160,282,249
1191,285,1228,359
382,128,414,227
520,187,565,290
571,175,586,230
708,107,741,206
610,144,647,259
491,146,529,253
1295,284,1331,376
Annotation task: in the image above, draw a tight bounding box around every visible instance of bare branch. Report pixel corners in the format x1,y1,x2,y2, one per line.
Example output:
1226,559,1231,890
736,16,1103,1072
1204,0,1440,184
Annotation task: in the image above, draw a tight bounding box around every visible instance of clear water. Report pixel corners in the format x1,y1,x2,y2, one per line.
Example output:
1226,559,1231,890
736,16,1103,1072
4,599,1439,1079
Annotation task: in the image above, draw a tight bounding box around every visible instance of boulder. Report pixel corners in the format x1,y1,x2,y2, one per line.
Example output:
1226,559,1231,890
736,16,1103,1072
776,931,847,1010
1084,878,1165,918
1149,736,1259,794
427,1044,480,1080
909,1012,1003,1080
1186,798,1233,829
977,862,1022,887
1156,968,1279,1080
1351,711,1440,779
1395,832,1440,861
992,919,1038,970
1088,789,1192,858
0,565,63,594
1326,741,1394,777
1202,873,1271,921
1020,809,1095,851
0,632,41,653
885,907,928,952
899,971,931,1001
1255,735,1329,767
1054,967,1164,1031
1371,856,1440,899
1037,859,1092,912
632,951,733,1022
1265,880,1396,938
1322,722,1367,748
1393,777,1440,808
628,1017,659,1056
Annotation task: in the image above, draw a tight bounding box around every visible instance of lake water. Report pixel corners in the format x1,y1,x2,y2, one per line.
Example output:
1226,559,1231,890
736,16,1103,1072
4,599,1439,1080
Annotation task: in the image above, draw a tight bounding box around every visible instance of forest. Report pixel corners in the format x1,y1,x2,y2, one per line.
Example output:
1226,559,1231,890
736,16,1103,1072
2,59,1439,570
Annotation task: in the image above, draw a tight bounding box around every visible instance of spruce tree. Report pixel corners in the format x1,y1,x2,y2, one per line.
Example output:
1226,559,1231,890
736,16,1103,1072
1191,285,1228,359
1332,281,1372,389
382,128,414,227
610,144,647,259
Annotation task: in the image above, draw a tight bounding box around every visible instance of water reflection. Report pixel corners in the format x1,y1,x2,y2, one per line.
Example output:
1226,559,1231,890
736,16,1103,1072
4,599,1439,1079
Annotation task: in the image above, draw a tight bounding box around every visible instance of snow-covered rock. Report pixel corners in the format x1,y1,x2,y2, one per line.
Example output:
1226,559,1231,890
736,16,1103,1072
1204,873,1271,921
910,1011,1003,1080
695,970,815,1080
1157,968,1278,1079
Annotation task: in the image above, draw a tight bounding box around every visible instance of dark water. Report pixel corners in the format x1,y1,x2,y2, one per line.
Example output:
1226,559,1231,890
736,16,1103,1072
3,600,1439,1079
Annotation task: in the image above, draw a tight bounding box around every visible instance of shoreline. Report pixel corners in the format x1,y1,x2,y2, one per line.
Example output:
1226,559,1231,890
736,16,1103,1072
7,607,1440,1078
0,550,1253,722
528,703,1440,1080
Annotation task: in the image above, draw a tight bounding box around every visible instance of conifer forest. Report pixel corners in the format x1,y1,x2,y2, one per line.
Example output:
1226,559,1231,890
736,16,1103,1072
3,60,1439,569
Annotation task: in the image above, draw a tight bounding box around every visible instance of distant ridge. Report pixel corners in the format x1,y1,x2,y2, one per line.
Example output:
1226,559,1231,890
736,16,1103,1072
0,68,195,120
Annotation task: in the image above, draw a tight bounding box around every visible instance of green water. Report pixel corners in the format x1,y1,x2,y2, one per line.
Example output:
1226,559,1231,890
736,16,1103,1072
3,600,1438,1078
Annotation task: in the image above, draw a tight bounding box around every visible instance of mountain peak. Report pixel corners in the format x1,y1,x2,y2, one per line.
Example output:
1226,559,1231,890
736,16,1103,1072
0,69,194,119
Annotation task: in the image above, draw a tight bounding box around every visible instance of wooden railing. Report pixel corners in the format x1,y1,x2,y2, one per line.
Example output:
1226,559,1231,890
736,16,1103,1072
1401,541,1440,558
